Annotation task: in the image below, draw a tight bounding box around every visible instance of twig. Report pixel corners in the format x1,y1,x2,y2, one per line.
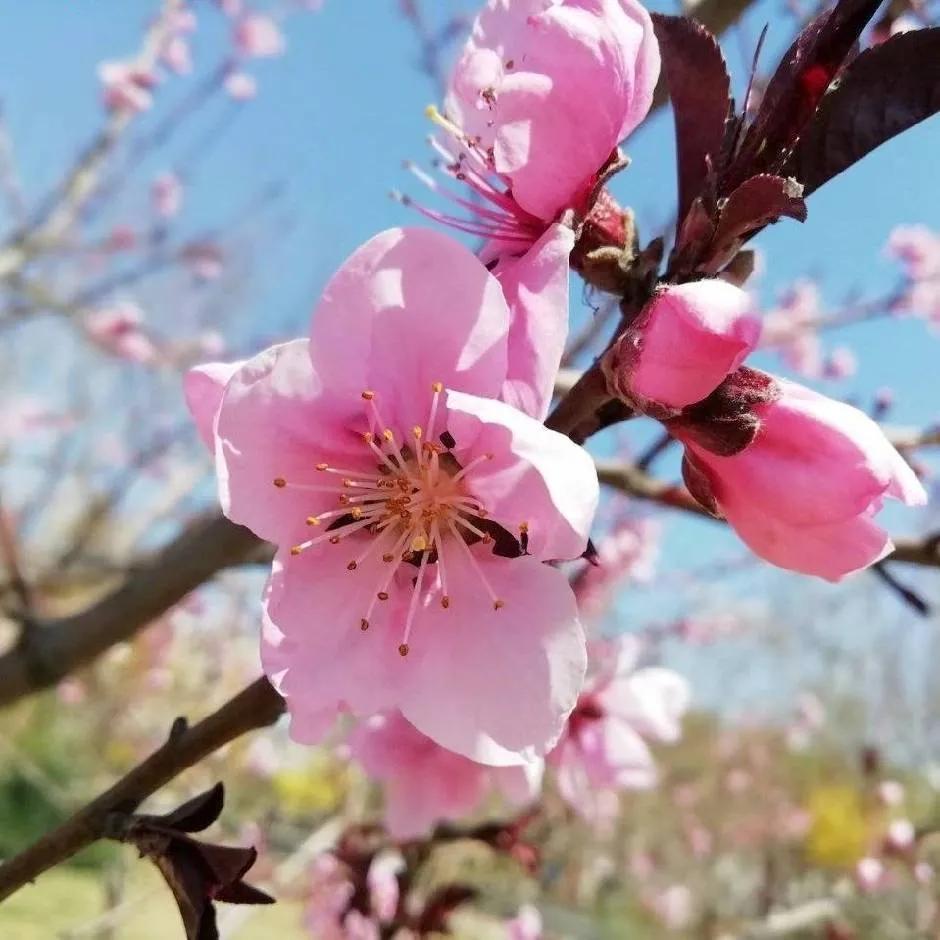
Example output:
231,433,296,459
0,677,284,902
0,513,265,708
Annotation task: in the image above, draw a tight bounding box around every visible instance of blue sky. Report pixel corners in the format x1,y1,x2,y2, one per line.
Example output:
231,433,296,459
1,0,938,651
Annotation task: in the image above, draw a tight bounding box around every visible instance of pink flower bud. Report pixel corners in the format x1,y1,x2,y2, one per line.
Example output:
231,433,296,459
674,375,927,580
606,280,760,414
234,14,285,59
152,171,183,219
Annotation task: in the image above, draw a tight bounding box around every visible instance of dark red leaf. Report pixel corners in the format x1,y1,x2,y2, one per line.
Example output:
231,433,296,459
701,174,806,273
158,783,225,833
724,0,883,189
215,881,276,905
652,14,732,226
669,196,716,277
787,28,940,194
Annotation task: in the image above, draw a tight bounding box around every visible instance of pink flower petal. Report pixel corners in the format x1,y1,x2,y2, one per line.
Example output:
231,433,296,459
183,360,244,449
308,227,511,435
213,340,370,545
496,223,575,421
398,555,587,765
445,389,599,561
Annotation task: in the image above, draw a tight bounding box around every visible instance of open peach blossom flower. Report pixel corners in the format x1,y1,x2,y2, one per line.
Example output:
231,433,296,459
402,0,659,257
548,636,689,823
349,711,542,839
186,227,597,764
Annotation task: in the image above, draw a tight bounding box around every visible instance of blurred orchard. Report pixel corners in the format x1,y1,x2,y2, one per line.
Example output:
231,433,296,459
0,0,939,938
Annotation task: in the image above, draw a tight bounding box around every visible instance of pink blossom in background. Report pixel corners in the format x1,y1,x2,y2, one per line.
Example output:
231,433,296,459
104,224,138,253
98,61,157,113
406,0,659,259
607,280,761,413
162,35,193,75
217,0,243,16
152,171,183,219
823,346,858,380
855,856,888,894
887,225,940,321
181,241,224,280
548,636,690,824
762,279,824,377
885,818,916,853
224,70,258,100
505,904,542,940
84,302,158,364
187,227,597,764
877,780,905,807
671,612,744,646
574,517,659,620
348,711,542,839
234,14,286,58
676,375,927,581
305,851,402,939
647,884,694,929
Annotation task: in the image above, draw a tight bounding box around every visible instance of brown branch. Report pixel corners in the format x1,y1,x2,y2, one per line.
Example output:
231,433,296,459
0,512,264,709
0,677,284,902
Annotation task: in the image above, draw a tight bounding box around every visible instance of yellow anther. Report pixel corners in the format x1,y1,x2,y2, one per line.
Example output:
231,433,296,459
273,477,287,488
360,618,370,631
519,521,529,534
351,507,364,520
493,599,505,611
362,431,374,444
361,390,375,401
431,381,443,393
382,428,394,442
306,516,320,526
441,595,450,609
347,561,358,571
398,643,410,657
315,463,329,471
290,545,303,556
411,534,429,552
412,426,423,439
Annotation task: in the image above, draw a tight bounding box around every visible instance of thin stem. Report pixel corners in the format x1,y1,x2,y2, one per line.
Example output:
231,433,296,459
0,677,284,902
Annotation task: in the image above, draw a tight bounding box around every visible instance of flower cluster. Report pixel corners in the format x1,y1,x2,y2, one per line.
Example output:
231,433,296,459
186,0,927,815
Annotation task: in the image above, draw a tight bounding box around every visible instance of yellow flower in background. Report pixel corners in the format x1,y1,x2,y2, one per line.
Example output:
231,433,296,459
273,759,347,817
804,785,871,868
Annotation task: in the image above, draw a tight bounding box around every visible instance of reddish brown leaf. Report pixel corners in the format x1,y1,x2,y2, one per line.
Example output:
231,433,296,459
702,174,806,273
652,14,732,226
157,783,225,834
788,28,940,194
724,0,883,189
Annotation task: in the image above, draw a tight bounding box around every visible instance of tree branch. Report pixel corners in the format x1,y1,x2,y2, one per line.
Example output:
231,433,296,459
0,676,284,902
0,513,265,708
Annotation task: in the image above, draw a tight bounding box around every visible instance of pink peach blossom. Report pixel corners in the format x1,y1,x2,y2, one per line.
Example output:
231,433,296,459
887,224,940,281
823,345,857,380
348,711,541,839
548,636,689,822
574,517,659,620
234,14,285,58
877,780,905,807
181,241,224,280
677,374,927,581
885,818,915,852
162,35,193,75
85,302,158,364
406,0,658,256
855,856,888,894
187,227,596,764
607,280,760,413
224,70,258,100
152,171,183,219
105,225,137,253
762,279,824,377
647,884,693,929
98,61,157,113
506,904,542,940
